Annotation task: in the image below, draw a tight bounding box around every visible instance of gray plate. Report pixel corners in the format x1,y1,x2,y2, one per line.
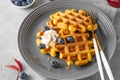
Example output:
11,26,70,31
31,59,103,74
18,1,116,80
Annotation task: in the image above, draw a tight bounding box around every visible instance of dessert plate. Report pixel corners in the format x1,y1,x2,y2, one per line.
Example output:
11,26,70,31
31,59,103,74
18,1,116,80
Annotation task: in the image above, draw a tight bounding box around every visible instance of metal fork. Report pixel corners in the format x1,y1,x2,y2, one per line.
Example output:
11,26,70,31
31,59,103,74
87,10,115,80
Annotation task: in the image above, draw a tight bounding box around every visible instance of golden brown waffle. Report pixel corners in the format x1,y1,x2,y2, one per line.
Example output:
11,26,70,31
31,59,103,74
36,9,97,67
47,9,96,33
55,31,95,66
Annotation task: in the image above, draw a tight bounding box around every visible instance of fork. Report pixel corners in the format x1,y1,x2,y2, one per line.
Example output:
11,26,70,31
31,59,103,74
87,10,115,80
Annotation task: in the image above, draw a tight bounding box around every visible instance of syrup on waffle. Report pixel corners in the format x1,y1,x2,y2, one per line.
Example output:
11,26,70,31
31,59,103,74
36,9,97,67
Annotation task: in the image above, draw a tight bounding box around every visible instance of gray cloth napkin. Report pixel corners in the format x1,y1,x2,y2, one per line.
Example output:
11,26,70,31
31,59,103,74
45,0,117,80
82,0,117,22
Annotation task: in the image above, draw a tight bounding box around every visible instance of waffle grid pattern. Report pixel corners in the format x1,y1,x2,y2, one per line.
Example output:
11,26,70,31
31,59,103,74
36,9,96,66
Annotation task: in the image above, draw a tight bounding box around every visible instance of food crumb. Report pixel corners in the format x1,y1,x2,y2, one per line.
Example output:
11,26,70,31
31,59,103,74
66,66,71,70
47,57,50,63
48,67,51,71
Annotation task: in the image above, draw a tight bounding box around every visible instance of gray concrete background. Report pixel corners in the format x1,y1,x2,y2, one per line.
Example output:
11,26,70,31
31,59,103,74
0,0,120,80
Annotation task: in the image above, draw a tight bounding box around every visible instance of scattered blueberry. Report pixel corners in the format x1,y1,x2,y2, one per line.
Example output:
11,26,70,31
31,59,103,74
27,0,33,4
19,72,28,79
57,38,64,44
50,60,60,68
22,1,28,6
43,26,50,32
38,43,45,49
66,36,75,43
14,1,22,6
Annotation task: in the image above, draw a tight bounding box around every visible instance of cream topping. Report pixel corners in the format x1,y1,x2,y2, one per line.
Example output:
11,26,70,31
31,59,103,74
41,30,59,48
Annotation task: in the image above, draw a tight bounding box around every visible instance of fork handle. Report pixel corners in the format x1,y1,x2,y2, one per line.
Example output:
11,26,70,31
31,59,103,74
93,38,105,80
100,51,114,80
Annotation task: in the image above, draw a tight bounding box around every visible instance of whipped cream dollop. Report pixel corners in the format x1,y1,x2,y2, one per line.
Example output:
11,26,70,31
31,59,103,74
41,30,59,48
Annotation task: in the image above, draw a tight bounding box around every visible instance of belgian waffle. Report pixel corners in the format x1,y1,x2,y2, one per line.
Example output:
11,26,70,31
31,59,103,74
47,9,97,33
36,9,97,66
55,30,95,66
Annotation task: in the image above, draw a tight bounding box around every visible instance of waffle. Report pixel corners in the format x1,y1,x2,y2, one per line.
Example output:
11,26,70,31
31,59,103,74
55,31,95,66
47,9,97,33
36,9,97,66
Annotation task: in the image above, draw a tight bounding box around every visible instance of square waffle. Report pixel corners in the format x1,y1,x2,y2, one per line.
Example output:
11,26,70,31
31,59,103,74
47,9,96,32
36,9,97,66
54,30,95,66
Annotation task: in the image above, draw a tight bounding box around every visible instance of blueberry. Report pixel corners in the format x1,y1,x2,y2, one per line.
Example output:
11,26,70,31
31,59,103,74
43,26,50,32
14,1,22,6
38,43,45,49
57,38,64,44
50,60,60,68
22,1,28,6
27,0,33,4
66,36,75,43
19,72,27,79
